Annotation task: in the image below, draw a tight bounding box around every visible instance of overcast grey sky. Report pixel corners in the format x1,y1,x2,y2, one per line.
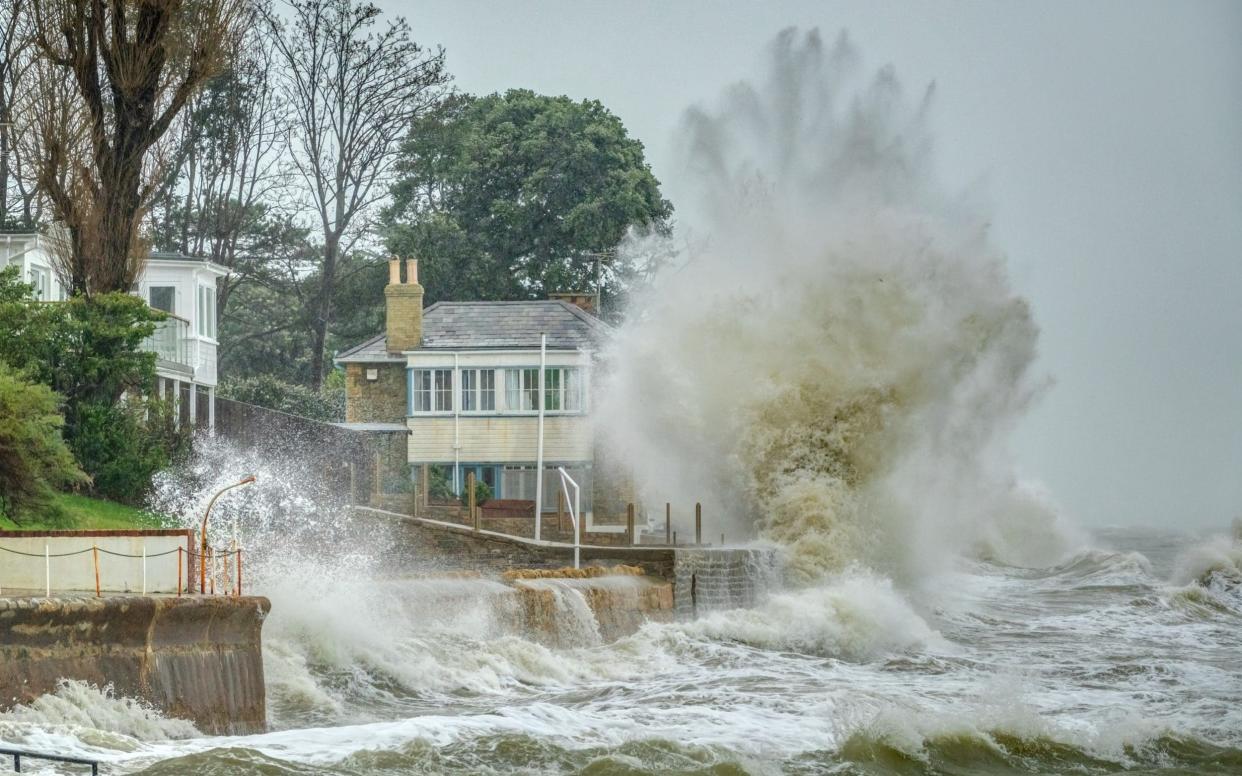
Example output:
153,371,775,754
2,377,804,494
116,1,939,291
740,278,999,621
381,0,1242,530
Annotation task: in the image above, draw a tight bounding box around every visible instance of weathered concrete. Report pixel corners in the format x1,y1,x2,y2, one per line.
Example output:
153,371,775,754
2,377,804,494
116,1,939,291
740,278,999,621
673,548,784,617
504,567,674,643
358,507,785,621
0,529,193,594
0,594,270,735
356,507,677,579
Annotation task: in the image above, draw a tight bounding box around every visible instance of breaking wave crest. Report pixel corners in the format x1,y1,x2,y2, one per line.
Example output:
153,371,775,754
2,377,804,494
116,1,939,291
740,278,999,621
0,680,198,748
599,28,1080,584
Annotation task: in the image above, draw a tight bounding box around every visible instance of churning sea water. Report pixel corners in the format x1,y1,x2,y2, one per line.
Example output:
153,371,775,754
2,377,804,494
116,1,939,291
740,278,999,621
1,527,1239,775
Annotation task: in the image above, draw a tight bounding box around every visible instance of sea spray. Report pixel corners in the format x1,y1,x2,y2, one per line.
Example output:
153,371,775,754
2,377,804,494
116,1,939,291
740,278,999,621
597,28,1079,583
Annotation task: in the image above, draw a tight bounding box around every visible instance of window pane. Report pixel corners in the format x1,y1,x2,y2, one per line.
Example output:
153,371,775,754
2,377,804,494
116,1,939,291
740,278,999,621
523,368,539,410
544,368,561,410
434,369,452,411
480,369,495,411
207,288,216,338
505,369,520,412
413,370,431,412
150,286,175,314
462,370,476,411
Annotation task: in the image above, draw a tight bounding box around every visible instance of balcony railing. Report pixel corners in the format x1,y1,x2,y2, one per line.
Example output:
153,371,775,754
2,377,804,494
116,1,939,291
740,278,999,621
142,315,192,371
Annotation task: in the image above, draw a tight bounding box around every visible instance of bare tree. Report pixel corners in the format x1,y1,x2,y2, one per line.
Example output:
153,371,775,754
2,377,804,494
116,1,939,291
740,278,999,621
265,0,449,387
0,0,41,226
26,0,245,294
151,0,291,320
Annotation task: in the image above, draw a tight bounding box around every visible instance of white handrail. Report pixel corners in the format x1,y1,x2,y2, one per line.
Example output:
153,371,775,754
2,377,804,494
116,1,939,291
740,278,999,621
556,466,581,569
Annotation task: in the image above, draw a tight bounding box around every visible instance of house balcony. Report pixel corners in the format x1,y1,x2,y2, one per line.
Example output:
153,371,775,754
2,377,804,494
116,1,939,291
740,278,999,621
142,315,195,380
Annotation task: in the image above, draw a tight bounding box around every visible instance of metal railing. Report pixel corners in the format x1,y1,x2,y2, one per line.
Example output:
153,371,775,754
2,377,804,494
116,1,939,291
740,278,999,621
1,746,99,774
556,466,581,569
0,541,244,597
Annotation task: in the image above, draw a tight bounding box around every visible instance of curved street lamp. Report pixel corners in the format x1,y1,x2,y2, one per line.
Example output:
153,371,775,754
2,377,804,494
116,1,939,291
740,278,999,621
200,475,256,593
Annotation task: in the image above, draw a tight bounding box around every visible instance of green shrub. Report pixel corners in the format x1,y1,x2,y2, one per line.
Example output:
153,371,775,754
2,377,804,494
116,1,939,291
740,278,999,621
461,479,492,507
69,399,188,505
219,374,344,422
0,363,88,524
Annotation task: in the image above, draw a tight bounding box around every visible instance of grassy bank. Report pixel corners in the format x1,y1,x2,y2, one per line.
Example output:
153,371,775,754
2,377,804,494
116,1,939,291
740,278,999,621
0,492,169,531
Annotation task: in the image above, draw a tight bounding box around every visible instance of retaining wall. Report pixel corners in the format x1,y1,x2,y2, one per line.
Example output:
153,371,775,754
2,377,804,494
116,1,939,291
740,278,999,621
0,594,269,735
673,548,784,617
355,507,676,579
0,530,193,594
357,507,786,620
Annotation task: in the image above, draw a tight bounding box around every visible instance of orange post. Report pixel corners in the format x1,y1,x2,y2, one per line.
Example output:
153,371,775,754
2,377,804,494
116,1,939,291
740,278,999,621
92,544,100,597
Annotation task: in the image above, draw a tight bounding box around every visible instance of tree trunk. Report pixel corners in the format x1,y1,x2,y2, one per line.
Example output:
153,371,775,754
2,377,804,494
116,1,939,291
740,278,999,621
308,235,340,389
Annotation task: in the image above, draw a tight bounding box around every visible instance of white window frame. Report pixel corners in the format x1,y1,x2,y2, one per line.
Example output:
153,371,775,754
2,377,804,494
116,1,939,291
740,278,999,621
498,366,586,414
411,368,454,414
28,265,51,300
461,368,496,413
196,284,217,339
149,285,176,315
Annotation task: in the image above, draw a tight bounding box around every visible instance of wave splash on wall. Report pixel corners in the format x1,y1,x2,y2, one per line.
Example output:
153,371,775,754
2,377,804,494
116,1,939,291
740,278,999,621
598,28,1081,583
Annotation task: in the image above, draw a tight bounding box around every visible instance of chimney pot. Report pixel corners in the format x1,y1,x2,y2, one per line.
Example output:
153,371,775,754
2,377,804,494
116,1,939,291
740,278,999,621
406,258,419,286
387,258,400,285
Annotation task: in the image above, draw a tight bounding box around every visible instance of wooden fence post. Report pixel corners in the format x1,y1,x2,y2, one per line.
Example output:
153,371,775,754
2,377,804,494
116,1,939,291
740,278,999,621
467,471,478,531
421,464,430,509
627,503,636,546
557,490,566,536
695,502,702,545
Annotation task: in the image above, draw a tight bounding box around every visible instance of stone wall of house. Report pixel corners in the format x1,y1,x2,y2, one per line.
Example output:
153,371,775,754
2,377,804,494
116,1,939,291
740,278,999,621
345,362,407,423
0,594,270,735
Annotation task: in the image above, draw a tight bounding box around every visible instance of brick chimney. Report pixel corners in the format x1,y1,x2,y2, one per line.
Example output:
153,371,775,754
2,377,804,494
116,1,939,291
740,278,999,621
385,257,423,353
548,292,597,316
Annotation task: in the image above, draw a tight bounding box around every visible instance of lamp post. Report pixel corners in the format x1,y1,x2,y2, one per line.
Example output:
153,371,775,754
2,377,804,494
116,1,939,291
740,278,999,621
200,475,256,593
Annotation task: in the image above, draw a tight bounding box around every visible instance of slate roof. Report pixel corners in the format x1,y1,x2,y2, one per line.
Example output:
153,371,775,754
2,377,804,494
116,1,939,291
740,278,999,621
335,300,609,363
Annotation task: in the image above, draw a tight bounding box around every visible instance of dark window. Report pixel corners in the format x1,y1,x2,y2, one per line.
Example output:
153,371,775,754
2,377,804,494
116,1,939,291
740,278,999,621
149,286,175,313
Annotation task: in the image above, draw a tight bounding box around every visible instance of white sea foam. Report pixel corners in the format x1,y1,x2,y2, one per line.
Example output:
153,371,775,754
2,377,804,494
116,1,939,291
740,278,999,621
0,680,198,750
597,28,1078,584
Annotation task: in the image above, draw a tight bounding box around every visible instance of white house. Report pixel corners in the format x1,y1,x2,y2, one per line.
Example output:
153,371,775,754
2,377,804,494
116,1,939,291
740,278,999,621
335,259,610,522
0,234,226,429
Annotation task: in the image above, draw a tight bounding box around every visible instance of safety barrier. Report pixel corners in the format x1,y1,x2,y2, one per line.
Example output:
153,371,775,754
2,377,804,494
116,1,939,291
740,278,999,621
0,538,244,597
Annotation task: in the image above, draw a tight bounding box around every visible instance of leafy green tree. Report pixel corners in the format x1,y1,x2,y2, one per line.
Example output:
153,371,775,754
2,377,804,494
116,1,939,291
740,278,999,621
218,373,344,422
0,361,88,523
0,276,161,412
384,89,673,315
0,266,186,503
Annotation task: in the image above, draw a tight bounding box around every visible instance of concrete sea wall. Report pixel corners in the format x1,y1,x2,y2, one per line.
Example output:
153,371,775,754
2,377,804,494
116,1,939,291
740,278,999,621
504,567,674,643
0,530,193,594
0,594,269,735
673,548,784,617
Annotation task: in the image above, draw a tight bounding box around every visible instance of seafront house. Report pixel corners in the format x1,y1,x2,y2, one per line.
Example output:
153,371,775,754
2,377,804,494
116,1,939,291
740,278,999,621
335,258,610,523
0,231,226,429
